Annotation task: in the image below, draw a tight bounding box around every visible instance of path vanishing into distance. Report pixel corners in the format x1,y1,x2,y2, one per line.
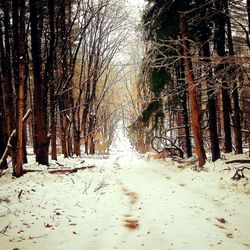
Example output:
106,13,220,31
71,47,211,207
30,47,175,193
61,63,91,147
0,130,250,250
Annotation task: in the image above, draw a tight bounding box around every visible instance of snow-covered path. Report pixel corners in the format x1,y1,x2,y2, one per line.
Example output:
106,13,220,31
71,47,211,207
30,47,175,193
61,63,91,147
0,150,250,250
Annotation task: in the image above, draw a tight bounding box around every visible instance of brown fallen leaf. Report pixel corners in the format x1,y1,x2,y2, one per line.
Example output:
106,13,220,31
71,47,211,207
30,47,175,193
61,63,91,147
45,223,53,228
216,217,227,224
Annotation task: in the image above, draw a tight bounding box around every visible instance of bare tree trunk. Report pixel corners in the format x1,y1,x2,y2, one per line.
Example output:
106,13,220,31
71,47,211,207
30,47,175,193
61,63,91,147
179,12,206,167
0,109,32,170
22,50,29,164
60,112,67,157
15,0,26,177
179,58,192,158
29,0,49,165
47,0,57,160
50,91,57,160
0,1,16,169
215,0,232,153
73,117,81,156
0,77,7,169
201,28,220,161
89,113,96,155
225,0,243,154
247,0,250,34
82,106,89,154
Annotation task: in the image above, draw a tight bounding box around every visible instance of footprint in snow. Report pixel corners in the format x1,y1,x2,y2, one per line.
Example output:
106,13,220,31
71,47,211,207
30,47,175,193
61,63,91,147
121,187,140,231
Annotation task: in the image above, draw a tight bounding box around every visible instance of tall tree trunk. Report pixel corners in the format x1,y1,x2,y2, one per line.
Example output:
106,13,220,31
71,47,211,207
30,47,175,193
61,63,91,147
22,48,29,164
29,0,49,165
0,1,16,169
12,0,19,94
0,1,16,136
215,0,232,153
15,0,26,177
47,0,57,160
247,0,250,34
0,77,7,169
89,113,96,155
201,28,220,161
180,58,192,158
73,113,81,156
225,0,243,154
179,12,206,167
50,88,57,160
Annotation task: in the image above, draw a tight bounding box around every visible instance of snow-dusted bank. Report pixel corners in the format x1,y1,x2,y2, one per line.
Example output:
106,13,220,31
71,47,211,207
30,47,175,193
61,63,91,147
0,132,250,250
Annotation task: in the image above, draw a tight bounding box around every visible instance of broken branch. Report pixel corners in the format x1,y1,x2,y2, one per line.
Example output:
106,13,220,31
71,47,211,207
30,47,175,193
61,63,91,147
226,159,250,164
48,165,95,174
0,109,32,170
231,166,250,181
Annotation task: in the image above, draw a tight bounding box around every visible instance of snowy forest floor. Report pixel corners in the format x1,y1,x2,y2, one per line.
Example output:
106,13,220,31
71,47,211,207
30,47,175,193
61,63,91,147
0,143,250,249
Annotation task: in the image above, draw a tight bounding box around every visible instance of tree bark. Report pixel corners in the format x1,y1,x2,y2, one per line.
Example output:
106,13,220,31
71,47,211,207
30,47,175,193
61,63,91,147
0,1,16,169
29,0,49,165
225,0,243,154
15,0,26,177
12,0,19,94
47,0,57,160
215,0,232,153
0,109,32,170
0,1,16,136
247,0,250,34
0,77,7,169
200,22,220,161
180,57,192,158
179,12,206,167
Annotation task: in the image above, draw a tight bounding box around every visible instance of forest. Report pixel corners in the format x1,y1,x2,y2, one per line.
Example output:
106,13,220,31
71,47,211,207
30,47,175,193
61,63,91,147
0,0,250,174
0,0,250,249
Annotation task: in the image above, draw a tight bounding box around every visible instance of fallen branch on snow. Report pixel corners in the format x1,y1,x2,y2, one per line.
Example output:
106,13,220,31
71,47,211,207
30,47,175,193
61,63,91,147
0,225,9,235
231,167,250,181
48,165,95,174
151,136,184,158
226,159,250,164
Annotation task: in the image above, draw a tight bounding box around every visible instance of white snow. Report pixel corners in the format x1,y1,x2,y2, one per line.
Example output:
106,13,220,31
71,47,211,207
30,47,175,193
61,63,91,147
0,127,250,249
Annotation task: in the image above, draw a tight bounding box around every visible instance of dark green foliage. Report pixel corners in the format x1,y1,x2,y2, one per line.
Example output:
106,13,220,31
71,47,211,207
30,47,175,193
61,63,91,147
142,100,163,124
149,67,170,96
143,0,182,40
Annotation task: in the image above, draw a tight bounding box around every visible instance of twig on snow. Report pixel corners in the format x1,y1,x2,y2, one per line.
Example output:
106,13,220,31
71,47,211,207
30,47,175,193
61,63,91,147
94,179,109,192
220,167,231,172
0,225,9,235
82,180,92,194
18,190,23,200
55,162,64,167
28,234,48,239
